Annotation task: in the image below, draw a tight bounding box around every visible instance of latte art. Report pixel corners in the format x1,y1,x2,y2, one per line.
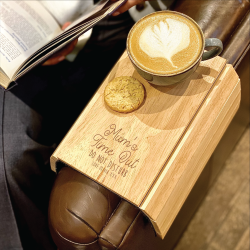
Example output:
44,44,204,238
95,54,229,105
128,12,203,75
139,18,190,68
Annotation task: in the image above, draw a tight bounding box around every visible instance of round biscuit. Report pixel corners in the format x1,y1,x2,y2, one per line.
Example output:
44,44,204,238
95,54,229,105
104,76,145,113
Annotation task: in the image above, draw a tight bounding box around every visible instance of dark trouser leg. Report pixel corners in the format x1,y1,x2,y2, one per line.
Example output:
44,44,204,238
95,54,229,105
0,91,23,250
2,89,57,250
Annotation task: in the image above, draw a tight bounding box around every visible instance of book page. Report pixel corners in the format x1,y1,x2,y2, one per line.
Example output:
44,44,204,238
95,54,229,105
16,15,105,80
40,1,94,26
65,0,109,31
15,0,126,78
0,1,61,78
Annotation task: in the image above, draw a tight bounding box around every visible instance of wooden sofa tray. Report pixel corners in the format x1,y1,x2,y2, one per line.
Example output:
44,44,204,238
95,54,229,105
50,51,241,239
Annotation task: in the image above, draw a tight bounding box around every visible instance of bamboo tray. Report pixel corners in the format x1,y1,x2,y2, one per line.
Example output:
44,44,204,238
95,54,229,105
50,51,241,239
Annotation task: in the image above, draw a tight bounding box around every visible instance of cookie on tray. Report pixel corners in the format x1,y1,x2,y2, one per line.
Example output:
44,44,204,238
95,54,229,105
104,76,145,113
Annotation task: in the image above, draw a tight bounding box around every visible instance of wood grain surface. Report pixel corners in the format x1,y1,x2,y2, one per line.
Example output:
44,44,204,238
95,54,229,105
51,51,240,238
141,65,241,238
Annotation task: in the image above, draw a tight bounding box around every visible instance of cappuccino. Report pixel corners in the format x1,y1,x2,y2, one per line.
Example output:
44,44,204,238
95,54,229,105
128,12,203,75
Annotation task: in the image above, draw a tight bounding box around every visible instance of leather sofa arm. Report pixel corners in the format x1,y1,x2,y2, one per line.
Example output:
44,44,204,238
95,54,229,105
172,0,250,47
48,166,121,250
221,11,250,68
49,166,170,250
99,201,140,249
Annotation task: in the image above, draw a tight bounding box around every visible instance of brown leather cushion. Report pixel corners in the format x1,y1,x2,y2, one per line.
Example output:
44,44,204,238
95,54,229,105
48,166,121,250
172,0,250,46
221,11,250,67
48,166,183,250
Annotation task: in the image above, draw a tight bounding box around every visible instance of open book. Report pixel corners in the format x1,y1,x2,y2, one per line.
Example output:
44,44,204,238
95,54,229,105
0,0,127,89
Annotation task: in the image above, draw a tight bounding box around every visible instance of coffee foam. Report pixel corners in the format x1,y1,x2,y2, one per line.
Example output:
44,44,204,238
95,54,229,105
128,12,203,75
139,18,190,68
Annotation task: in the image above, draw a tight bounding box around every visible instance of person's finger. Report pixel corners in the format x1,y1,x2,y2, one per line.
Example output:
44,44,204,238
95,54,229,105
43,56,65,66
62,22,71,30
43,38,78,66
43,21,78,66
112,0,145,16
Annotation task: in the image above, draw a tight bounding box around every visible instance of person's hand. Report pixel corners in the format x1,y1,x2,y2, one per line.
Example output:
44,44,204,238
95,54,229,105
43,22,78,66
111,0,147,16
